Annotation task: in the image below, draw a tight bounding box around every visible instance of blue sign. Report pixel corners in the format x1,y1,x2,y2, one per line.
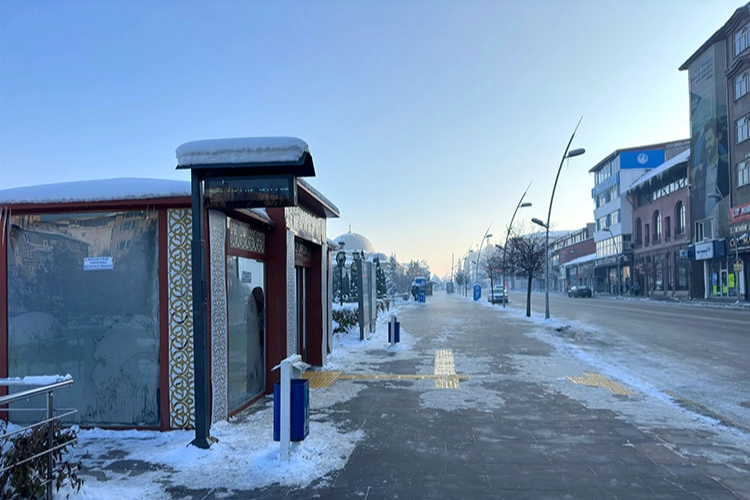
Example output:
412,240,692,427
473,284,481,301
620,150,665,169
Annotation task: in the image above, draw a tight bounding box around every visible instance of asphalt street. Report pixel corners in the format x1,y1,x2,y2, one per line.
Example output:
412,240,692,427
240,292,750,499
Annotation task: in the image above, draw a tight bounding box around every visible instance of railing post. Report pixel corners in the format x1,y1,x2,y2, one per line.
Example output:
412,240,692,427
46,391,54,500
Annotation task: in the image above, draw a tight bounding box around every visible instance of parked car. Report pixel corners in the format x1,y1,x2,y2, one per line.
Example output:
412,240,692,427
488,285,508,304
568,285,592,298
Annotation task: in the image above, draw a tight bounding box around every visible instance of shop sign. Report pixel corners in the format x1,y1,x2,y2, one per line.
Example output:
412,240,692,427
730,201,750,224
693,241,714,260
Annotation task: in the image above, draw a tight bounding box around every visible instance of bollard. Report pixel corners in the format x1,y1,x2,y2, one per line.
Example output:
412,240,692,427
388,315,400,344
271,354,309,461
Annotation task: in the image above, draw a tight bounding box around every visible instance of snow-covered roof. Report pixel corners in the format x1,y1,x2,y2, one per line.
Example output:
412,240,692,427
176,137,309,166
560,252,598,267
628,148,689,192
0,178,192,205
0,178,271,222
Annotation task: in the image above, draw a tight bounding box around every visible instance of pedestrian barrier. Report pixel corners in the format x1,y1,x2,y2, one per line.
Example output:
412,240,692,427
0,377,77,500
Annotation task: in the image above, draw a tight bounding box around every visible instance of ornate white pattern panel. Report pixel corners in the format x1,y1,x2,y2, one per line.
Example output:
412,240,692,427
286,229,297,357
168,209,195,429
285,206,326,244
229,218,265,254
209,210,228,422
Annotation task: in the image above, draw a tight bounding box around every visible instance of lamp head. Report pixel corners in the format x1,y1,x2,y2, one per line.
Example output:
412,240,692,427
531,217,547,228
567,148,586,158
520,202,532,208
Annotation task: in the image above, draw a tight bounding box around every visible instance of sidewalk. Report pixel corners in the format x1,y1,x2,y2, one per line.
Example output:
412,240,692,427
60,294,750,499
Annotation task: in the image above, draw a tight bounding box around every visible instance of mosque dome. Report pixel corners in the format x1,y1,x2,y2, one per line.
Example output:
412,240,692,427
333,231,376,253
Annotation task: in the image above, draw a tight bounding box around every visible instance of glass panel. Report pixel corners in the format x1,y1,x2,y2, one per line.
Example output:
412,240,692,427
7,211,159,426
226,256,265,412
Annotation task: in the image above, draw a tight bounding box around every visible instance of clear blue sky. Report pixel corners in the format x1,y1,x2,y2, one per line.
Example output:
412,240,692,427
0,1,742,278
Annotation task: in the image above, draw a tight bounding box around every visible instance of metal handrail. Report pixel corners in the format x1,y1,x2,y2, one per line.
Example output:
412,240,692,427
0,378,77,500
0,379,74,406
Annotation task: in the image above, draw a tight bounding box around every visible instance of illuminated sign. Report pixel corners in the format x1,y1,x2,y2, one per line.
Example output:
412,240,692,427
204,175,297,208
730,201,750,224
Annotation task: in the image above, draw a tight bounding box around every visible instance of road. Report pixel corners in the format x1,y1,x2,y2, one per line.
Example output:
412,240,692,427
513,290,750,431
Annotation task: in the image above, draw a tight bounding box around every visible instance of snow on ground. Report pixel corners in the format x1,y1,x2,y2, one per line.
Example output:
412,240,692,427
47,293,749,498
53,301,416,499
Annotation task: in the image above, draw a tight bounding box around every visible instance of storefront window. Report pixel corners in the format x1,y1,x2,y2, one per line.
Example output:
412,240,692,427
226,256,265,412
7,211,159,426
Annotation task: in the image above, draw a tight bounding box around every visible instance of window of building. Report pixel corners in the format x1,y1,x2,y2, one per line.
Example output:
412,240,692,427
665,216,671,240
676,201,685,235
695,218,713,242
635,218,642,246
654,258,664,291
736,71,750,100
735,24,750,56
653,211,662,242
737,115,750,144
645,223,650,246
611,209,620,225
738,160,750,188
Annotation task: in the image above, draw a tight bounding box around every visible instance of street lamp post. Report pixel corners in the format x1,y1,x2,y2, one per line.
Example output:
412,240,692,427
535,118,585,319
475,230,493,284
605,227,621,296
499,185,533,308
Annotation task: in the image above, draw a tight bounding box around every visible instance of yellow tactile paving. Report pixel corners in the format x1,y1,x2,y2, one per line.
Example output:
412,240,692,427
567,372,633,396
299,349,469,390
301,371,342,388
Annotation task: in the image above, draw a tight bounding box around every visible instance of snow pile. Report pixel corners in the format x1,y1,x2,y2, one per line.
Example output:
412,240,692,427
175,137,309,166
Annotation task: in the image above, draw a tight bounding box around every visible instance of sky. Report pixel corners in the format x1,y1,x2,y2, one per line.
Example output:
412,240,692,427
0,0,744,278
31,293,746,499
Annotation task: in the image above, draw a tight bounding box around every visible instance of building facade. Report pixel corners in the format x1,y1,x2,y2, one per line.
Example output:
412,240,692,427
680,4,748,300
556,224,597,292
589,140,690,295
628,150,692,298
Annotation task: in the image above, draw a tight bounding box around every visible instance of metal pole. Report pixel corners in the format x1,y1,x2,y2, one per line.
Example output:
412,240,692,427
46,391,54,500
475,224,493,284
190,169,212,449
544,118,583,319
503,182,532,308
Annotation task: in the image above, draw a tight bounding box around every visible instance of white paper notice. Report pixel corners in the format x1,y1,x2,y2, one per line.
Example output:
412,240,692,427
84,256,114,271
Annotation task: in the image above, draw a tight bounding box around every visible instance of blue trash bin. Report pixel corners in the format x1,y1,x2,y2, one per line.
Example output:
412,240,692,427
273,378,309,442
388,320,400,343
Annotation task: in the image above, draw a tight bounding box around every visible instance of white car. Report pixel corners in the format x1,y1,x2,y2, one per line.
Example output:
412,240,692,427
488,285,508,304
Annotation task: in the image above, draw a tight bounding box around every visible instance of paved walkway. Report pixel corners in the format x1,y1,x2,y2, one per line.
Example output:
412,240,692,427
78,293,750,499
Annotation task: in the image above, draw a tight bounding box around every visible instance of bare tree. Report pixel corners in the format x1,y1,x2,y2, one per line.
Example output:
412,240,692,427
454,269,468,296
506,225,547,317
482,248,504,293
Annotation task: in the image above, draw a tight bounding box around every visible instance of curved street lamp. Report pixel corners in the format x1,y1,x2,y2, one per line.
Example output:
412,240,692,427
475,230,493,284
537,117,585,319
500,184,533,308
